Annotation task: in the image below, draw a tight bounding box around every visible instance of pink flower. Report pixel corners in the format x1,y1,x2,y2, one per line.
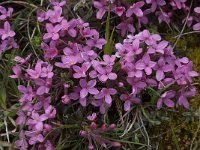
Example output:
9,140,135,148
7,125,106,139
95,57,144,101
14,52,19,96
26,60,42,79
86,33,107,49
15,131,28,150
43,23,61,40
93,0,107,19
120,94,141,111
10,65,22,78
73,62,91,78
114,6,125,16
154,58,172,81
117,18,135,37
27,112,48,131
157,90,175,109
46,6,63,23
25,131,44,145
79,79,99,98
0,6,13,20
61,19,77,37
18,85,35,102
95,88,117,105
177,87,196,109
41,41,58,60
126,1,144,17
0,21,15,40
135,54,156,75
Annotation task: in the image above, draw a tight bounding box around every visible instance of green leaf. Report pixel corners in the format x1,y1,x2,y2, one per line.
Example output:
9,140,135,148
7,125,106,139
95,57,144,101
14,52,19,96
0,83,6,109
103,9,115,55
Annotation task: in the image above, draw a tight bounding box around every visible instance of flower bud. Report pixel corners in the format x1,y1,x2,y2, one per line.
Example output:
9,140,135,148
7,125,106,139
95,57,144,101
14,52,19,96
111,141,121,147
79,130,88,137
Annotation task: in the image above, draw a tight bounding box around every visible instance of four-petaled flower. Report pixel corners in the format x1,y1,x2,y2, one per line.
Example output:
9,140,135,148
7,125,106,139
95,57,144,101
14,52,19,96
0,21,15,40
79,79,99,98
157,90,175,109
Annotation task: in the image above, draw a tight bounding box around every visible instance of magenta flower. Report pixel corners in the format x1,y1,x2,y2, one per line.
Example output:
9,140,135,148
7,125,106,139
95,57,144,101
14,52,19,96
43,23,61,40
35,78,52,95
27,112,48,131
177,87,196,109
136,54,156,75
61,19,77,37
120,94,141,111
18,85,35,102
126,63,143,78
175,61,199,85
126,1,144,17
73,62,91,78
41,41,58,60
34,96,51,110
96,66,117,82
80,27,97,38
127,77,147,94
86,33,107,49
95,88,117,105
25,131,44,145
16,111,26,125
0,6,13,20
101,55,116,66
26,60,42,79
154,58,172,81
155,11,172,24
10,65,22,78
62,95,71,104
87,113,97,121
46,6,63,23
37,10,46,22
15,131,28,150
148,40,168,54
0,21,15,40
79,79,99,98
49,0,66,6
69,86,88,106
123,39,143,56
146,0,166,12
114,6,125,16
41,65,54,78
45,105,56,119
93,0,107,19
116,18,135,37
193,8,200,30
136,29,161,45
157,90,175,109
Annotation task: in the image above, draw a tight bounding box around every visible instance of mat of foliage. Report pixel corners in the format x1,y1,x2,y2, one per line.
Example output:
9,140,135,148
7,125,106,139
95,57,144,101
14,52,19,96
0,0,200,150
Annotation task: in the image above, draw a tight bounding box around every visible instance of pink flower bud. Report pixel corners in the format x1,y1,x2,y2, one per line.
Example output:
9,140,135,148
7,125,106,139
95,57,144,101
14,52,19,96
101,124,108,132
79,130,88,137
90,122,97,130
108,123,116,129
61,95,70,104
118,82,124,87
88,144,94,150
111,141,121,147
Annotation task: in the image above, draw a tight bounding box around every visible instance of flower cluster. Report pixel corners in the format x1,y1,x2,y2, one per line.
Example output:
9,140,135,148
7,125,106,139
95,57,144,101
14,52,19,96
93,0,200,36
11,58,56,150
0,6,18,57
115,30,198,110
80,113,121,149
9,0,199,149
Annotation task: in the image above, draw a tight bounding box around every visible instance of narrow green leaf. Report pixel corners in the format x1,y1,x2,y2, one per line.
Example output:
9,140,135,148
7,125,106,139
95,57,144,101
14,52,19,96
103,9,115,55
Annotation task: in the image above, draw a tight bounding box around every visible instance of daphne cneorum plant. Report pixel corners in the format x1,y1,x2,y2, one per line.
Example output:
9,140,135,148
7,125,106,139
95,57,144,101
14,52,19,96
1,0,198,150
